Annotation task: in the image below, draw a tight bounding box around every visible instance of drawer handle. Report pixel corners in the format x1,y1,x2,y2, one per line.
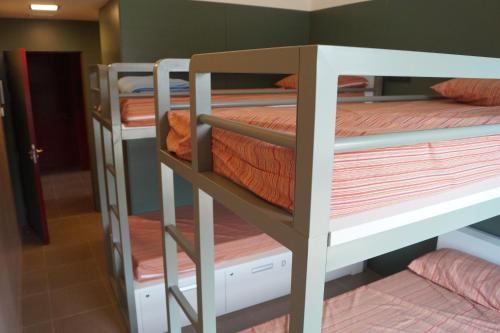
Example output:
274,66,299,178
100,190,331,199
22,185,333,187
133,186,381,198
252,263,274,274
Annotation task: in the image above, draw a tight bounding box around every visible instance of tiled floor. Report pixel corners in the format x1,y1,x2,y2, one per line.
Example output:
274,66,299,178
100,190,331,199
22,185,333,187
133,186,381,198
22,171,127,333
23,171,381,333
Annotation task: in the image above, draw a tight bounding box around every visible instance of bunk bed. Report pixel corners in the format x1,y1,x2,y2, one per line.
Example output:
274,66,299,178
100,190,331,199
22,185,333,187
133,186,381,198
155,45,500,333
91,60,378,332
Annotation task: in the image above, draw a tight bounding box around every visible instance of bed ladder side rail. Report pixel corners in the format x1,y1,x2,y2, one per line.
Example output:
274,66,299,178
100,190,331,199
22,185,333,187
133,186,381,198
184,65,219,333
91,117,114,276
90,64,114,277
106,66,139,333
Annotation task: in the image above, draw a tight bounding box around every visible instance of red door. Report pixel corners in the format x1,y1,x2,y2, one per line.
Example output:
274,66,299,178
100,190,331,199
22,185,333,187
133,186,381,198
5,49,49,244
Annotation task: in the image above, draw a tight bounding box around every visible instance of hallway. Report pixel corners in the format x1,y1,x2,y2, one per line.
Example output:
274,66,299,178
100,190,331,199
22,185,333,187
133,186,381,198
21,171,127,333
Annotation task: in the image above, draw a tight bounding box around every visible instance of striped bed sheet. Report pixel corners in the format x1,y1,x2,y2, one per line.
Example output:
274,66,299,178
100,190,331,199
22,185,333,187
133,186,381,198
120,91,296,128
129,203,281,282
166,99,500,219
238,269,500,332
119,91,363,128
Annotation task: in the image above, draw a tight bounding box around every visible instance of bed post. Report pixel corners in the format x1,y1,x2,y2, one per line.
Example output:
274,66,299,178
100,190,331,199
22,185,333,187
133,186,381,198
289,46,338,332
190,70,217,332
154,60,182,333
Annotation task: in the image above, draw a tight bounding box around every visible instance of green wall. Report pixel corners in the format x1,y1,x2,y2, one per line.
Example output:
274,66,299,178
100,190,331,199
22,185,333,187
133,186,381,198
0,18,102,225
99,0,121,64
311,0,500,95
100,0,310,214
119,0,309,61
310,0,500,274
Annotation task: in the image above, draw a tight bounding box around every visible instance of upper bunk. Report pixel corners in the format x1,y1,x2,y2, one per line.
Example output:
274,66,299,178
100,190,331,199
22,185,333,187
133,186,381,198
155,45,500,272
90,61,380,141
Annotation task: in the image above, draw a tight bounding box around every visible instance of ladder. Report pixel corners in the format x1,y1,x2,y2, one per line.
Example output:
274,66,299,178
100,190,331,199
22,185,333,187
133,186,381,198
91,65,139,333
155,58,217,332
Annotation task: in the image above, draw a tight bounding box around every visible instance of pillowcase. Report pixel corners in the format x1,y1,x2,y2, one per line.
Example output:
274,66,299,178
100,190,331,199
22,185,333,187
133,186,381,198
408,248,500,311
274,74,368,90
118,76,189,93
432,78,500,106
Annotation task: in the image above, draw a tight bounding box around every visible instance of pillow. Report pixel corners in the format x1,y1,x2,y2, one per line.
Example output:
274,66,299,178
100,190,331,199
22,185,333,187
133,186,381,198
408,249,500,310
432,78,500,106
274,74,368,90
118,76,189,93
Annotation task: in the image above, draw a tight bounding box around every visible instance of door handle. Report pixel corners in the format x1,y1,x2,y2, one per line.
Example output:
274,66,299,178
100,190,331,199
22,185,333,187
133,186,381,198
28,144,43,164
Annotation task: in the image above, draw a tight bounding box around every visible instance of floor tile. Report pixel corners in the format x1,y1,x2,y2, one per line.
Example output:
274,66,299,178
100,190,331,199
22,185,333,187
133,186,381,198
52,306,127,333
46,230,87,248
47,260,100,290
45,243,93,267
22,293,51,326
23,321,54,333
50,280,113,319
23,270,49,297
23,250,46,274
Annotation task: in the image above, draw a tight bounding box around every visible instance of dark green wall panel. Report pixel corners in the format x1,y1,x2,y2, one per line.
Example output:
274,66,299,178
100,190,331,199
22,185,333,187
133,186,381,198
124,139,193,214
119,0,227,61
311,0,500,94
118,0,309,62
99,0,122,64
225,4,309,50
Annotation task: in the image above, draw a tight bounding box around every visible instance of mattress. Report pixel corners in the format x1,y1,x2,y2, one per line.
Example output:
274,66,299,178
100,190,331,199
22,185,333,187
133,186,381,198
129,203,281,282
119,91,362,127
166,99,500,219
239,269,500,332
120,91,296,128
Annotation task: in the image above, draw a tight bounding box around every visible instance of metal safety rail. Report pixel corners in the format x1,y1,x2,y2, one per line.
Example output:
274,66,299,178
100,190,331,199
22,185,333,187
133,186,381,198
155,45,500,333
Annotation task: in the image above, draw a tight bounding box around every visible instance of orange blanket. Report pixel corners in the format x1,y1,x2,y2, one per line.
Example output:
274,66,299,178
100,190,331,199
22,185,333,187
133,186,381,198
129,203,280,282
167,100,500,218
239,270,500,332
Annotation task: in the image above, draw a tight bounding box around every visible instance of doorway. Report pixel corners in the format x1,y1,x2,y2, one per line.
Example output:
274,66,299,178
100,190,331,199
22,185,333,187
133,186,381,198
27,51,89,174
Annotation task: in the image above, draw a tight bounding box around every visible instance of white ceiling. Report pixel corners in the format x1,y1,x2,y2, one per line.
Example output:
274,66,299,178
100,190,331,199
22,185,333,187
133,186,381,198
0,0,109,21
196,0,370,11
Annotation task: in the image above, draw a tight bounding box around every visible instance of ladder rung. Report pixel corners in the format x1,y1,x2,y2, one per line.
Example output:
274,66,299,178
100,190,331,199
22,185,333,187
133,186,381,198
170,286,198,328
165,225,198,264
106,164,116,177
109,205,119,218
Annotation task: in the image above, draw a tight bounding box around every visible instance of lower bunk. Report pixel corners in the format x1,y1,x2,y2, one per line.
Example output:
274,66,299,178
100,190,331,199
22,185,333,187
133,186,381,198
113,203,363,333
238,227,500,333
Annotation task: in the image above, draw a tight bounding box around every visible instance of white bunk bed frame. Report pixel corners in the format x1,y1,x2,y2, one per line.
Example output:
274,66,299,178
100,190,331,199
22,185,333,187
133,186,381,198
90,61,376,332
155,45,500,333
